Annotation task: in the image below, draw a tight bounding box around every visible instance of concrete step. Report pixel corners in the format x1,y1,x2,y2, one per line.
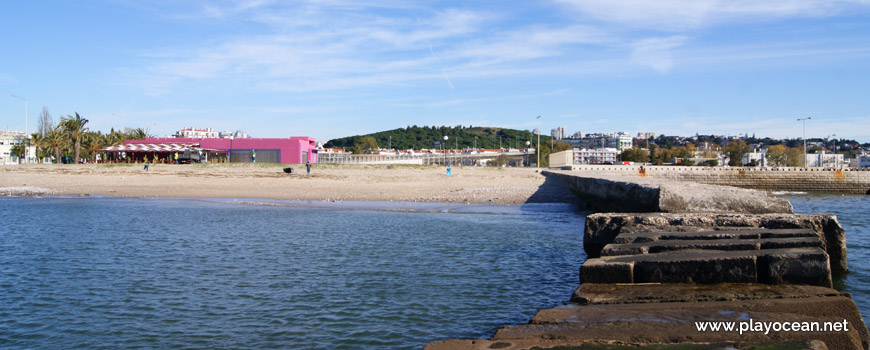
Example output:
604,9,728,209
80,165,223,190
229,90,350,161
581,247,832,287
424,284,870,350
487,292,866,350
425,339,829,350
613,228,819,244
601,237,824,256
570,283,848,305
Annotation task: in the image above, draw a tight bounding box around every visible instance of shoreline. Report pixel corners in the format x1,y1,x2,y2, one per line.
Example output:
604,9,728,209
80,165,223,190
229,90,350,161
0,163,578,205
0,192,582,215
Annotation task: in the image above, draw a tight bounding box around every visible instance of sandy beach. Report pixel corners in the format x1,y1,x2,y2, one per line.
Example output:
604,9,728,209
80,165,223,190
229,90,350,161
0,163,576,204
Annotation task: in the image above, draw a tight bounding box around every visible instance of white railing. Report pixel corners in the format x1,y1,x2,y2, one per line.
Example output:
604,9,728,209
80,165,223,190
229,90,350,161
317,151,532,165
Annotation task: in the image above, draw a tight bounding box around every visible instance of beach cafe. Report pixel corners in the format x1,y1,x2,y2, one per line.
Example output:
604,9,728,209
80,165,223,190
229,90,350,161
102,137,318,164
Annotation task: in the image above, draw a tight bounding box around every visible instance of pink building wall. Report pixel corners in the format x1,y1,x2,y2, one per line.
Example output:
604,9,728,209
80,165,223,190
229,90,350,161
127,137,318,164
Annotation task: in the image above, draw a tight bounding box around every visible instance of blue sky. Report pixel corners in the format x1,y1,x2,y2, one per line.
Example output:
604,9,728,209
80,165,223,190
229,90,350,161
1,0,869,142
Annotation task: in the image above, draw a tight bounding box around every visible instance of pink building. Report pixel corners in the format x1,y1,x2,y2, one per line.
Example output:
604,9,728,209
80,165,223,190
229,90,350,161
124,137,318,164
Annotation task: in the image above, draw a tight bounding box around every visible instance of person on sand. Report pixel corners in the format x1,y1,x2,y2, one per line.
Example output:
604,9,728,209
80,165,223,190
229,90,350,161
306,160,311,176
144,161,150,171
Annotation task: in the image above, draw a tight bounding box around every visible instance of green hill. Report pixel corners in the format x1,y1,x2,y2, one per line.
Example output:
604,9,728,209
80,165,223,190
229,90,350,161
324,125,552,151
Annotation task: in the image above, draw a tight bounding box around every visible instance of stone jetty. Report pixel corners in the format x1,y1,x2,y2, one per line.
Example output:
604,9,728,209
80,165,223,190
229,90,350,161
424,171,869,350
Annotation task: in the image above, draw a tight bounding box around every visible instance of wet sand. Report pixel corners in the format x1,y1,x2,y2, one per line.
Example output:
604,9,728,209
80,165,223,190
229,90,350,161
0,163,576,204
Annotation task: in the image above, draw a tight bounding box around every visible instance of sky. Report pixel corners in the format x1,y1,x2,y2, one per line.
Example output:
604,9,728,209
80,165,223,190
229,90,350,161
1,0,869,143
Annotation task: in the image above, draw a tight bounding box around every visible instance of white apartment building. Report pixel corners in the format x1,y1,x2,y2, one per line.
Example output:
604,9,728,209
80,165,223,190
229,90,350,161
0,131,37,164
806,152,846,168
175,127,251,139
742,149,767,167
175,127,219,138
551,126,567,140
567,133,632,151
574,148,619,164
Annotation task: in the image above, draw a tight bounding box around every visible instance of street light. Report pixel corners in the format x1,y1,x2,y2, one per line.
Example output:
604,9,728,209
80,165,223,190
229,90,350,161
11,94,28,163
443,135,448,167
536,116,541,168
526,140,531,167
797,117,811,168
830,133,838,168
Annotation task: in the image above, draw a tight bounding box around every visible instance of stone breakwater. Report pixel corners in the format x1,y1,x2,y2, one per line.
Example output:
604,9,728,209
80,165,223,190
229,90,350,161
570,165,870,195
424,172,869,350
584,212,848,272
544,170,793,214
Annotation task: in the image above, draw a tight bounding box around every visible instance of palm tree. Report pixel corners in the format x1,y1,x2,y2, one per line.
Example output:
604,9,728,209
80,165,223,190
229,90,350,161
30,133,43,163
83,132,105,163
126,127,151,140
60,112,89,163
10,144,25,163
45,127,66,163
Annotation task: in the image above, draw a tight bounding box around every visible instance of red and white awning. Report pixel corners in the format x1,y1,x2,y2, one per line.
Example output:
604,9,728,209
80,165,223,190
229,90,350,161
102,143,200,152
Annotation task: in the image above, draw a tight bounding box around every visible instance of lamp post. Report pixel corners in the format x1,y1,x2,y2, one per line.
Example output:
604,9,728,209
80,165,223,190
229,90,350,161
536,116,541,168
11,94,28,163
443,135,448,167
797,117,811,168
526,140,531,167
831,133,838,168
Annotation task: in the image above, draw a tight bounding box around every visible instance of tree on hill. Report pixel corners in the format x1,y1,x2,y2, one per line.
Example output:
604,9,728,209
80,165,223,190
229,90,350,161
352,136,379,154
722,140,750,166
621,147,649,163
325,126,551,151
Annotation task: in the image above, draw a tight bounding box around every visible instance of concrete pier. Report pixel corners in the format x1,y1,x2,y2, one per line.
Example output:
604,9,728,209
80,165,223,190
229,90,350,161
424,172,868,350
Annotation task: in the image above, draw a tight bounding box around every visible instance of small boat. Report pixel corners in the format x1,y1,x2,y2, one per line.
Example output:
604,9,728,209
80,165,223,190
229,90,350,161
283,167,294,173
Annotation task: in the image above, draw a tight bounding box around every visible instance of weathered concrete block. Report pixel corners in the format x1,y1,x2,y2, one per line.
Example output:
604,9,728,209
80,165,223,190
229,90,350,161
580,258,633,284
629,250,759,284
760,248,833,287
585,213,848,272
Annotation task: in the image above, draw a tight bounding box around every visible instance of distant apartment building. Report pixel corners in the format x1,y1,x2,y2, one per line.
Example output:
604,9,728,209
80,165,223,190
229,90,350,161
636,132,656,140
566,132,632,151
571,130,585,139
219,130,250,139
742,149,767,167
0,131,36,164
574,148,619,164
806,152,845,168
175,127,250,139
551,126,567,140
858,154,870,168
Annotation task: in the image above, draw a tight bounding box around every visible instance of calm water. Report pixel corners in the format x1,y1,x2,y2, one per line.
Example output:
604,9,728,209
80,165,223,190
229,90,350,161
784,194,870,325
0,197,586,350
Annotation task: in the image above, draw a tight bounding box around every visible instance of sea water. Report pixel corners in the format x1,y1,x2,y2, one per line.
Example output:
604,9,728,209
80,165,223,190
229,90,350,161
784,194,870,326
0,197,586,350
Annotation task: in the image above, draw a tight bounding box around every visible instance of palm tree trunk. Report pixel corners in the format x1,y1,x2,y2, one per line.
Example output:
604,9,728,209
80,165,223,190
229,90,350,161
74,138,81,163
54,147,61,163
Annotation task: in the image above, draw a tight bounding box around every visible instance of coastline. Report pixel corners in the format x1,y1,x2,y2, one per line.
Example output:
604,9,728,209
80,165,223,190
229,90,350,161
0,163,577,204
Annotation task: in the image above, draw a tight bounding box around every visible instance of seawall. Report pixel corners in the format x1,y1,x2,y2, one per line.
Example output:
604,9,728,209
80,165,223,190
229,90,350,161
570,165,870,194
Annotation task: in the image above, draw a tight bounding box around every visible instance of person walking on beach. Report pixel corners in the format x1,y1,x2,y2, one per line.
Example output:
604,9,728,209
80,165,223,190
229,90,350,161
306,160,312,176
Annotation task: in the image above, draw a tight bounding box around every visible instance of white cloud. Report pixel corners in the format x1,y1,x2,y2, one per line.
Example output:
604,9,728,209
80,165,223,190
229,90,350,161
553,0,870,30
630,36,687,72
123,3,620,94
